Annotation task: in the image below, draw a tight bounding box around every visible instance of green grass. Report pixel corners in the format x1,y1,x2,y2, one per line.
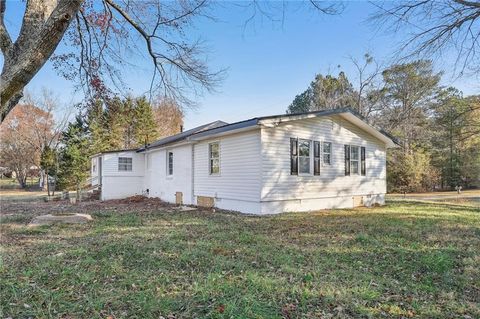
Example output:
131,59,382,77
1,202,479,318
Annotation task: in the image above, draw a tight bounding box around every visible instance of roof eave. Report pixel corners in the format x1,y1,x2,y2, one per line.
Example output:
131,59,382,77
188,119,260,141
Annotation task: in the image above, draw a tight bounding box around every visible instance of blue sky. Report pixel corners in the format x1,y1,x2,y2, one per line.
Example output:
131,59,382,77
3,1,478,129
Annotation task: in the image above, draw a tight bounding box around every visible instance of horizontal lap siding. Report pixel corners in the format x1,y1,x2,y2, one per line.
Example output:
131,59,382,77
91,157,99,186
261,115,386,201
145,145,193,204
193,130,261,202
100,151,145,200
102,151,144,177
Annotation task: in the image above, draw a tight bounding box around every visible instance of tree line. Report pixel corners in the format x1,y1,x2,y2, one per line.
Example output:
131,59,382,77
287,58,480,192
0,94,183,197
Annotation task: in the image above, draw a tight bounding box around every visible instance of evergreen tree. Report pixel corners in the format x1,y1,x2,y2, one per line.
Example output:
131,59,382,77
431,90,480,188
57,115,90,199
134,97,159,146
287,72,356,114
86,98,108,155
103,97,127,150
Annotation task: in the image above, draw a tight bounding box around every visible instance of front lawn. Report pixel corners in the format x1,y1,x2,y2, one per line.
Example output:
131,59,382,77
1,201,479,318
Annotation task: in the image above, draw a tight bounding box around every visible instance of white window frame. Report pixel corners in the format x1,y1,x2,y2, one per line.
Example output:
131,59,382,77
209,141,220,175
350,145,360,175
167,151,173,176
322,141,332,165
298,139,312,175
118,157,133,171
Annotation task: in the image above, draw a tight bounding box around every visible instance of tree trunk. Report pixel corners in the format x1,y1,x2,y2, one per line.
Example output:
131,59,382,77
15,169,26,189
0,0,83,121
76,182,81,202
46,168,50,196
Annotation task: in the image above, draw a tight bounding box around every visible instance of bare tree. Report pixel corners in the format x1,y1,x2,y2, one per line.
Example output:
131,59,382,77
1,0,342,122
371,0,480,76
349,53,383,120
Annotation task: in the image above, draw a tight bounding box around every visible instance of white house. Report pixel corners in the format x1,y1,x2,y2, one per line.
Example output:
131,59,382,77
90,108,397,214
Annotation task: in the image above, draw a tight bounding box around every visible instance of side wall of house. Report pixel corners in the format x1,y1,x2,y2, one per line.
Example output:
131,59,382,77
260,115,386,214
101,151,145,200
90,156,99,186
144,144,194,205
193,129,262,214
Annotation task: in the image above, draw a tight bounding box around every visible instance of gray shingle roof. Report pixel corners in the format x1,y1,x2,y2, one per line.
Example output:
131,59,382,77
138,120,228,151
138,107,398,151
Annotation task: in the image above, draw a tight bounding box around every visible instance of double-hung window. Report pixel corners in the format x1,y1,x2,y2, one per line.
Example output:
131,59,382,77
298,139,311,174
209,142,220,175
167,152,173,175
344,145,366,176
118,157,132,171
291,138,321,175
350,146,360,174
323,142,331,165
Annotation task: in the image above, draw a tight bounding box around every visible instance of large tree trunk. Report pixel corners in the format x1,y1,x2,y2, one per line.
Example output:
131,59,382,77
0,0,83,122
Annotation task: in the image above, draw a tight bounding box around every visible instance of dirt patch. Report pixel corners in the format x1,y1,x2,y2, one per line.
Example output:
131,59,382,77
0,195,182,220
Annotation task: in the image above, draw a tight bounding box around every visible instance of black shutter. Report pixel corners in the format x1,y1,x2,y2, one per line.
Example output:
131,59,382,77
314,141,321,175
290,138,298,175
344,145,350,176
361,146,366,176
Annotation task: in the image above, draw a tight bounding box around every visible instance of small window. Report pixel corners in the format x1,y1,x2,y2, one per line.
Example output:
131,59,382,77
92,163,97,173
323,142,332,165
350,146,360,175
209,142,220,175
167,152,173,175
298,139,311,174
118,157,132,171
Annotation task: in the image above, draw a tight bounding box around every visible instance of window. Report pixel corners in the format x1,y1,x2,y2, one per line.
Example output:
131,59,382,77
291,138,321,175
323,142,331,165
118,157,132,171
167,152,173,175
209,142,220,174
298,139,311,174
92,162,97,173
350,146,360,174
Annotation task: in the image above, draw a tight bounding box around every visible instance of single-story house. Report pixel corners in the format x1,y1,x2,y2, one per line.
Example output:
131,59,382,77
90,108,397,214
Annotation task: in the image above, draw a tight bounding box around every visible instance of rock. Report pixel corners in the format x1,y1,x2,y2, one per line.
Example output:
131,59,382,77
28,213,93,226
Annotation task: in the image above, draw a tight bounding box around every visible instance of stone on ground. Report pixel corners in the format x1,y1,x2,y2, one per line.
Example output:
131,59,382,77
28,213,93,227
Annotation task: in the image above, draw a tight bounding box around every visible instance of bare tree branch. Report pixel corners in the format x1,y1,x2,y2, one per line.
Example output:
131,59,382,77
371,0,480,76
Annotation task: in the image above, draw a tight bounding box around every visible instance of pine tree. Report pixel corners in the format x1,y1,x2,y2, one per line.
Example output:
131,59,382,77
103,97,127,150
57,115,90,199
134,97,159,146
86,98,108,154
287,72,356,114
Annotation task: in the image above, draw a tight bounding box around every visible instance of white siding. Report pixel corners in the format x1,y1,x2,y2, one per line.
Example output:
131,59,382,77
102,176,144,200
260,115,387,205
144,144,194,205
90,157,99,186
100,151,145,200
193,130,262,211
